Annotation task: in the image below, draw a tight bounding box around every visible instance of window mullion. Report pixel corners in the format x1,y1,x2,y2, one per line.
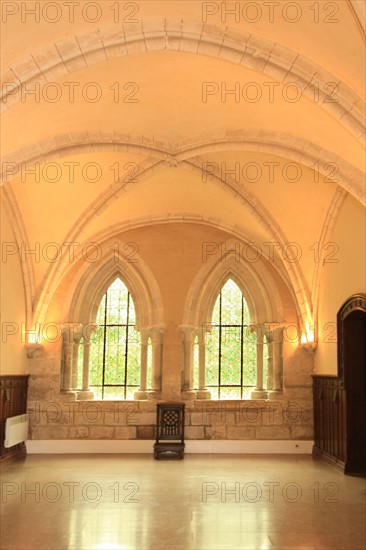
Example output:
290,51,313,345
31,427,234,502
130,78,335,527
102,293,108,400
240,295,244,399
218,291,222,400
124,292,130,399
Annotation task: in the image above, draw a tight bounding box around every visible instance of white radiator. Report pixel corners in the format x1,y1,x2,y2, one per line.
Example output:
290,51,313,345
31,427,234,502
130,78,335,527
4,414,29,448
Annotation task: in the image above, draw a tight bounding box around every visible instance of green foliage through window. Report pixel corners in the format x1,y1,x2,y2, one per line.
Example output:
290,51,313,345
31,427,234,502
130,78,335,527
206,279,256,399
193,335,199,389
89,278,140,399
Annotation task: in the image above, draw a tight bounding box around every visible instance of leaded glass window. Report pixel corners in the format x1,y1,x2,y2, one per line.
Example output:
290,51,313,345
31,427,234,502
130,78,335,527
147,336,153,389
193,334,199,389
206,279,256,399
89,278,141,399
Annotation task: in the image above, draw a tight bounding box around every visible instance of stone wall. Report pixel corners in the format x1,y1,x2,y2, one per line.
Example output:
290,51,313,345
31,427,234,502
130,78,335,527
27,338,313,442
27,397,313,442
24,223,315,444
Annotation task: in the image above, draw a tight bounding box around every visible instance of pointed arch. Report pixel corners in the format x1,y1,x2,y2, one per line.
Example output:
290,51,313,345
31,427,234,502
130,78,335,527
57,244,164,400
182,240,292,399
183,240,292,328
2,131,364,205
60,241,164,329
1,20,364,141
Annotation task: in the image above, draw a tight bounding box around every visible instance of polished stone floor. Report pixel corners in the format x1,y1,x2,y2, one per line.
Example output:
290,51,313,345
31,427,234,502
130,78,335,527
0,454,365,550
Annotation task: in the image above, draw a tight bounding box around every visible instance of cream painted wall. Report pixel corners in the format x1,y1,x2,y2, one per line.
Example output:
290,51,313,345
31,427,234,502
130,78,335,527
48,222,296,328
0,204,28,374
314,194,366,374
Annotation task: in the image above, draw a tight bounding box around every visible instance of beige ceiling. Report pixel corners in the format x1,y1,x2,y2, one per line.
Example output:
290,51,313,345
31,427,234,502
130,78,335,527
1,0,365,330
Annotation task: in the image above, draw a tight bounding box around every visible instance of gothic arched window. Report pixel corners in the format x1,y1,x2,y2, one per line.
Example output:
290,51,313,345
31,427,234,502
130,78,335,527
206,279,256,399
89,278,141,399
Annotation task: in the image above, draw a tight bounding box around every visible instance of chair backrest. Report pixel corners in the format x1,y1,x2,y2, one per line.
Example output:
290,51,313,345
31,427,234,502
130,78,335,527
156,403,185,442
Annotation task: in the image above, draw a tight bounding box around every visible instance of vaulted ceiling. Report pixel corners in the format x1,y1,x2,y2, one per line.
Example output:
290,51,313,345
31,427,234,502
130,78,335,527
1,0,365,333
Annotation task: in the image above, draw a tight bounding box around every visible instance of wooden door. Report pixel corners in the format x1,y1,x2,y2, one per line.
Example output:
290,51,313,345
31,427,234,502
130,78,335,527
338,295,366,474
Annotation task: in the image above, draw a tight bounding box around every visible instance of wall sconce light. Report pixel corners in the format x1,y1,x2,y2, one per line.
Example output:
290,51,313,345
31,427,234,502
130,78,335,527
24,333,43,358
300,332,317,352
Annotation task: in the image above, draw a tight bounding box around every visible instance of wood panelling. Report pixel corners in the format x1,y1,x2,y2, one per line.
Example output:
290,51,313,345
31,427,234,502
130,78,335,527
313,294,366,474
312,375,346,470
0,375,29,460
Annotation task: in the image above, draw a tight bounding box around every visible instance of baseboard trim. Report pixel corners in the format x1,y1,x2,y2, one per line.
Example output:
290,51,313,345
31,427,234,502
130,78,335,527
26,440,313,454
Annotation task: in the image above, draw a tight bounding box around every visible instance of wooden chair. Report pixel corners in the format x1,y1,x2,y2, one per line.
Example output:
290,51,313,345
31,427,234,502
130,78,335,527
153,403,185,459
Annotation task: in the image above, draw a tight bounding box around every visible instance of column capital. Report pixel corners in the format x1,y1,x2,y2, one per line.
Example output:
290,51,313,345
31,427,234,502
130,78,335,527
150,325,165,345
61,322,83,337
198,323,209,337
82,322,99,341
179,325,196,340
149,324,165,335
262,322,285,338
138,327,150,344
265,332,274,343
73,332,83,344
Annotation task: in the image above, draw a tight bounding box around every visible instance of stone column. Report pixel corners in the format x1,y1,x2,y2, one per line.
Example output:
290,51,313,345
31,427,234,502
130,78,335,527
151,326,163,395
270,327,283,396
266,332,274,391
251,325,268,399
61,325,80,399
82,339,91,389
61,328,73,392
78,338,94,400
180,325,196,399
134,328,150,400
196,325,211,399
71,332,82,391
76,324,97,400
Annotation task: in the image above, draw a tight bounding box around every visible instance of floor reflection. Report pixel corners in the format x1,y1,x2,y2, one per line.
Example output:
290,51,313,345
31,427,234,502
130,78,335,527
1,454,365,550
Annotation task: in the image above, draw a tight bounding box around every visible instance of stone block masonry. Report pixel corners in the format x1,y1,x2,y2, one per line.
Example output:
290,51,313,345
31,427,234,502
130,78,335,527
27,395,313,442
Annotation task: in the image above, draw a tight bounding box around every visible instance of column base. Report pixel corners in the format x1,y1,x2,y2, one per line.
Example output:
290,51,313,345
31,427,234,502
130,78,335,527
267,390,283,399
134,390,162,400
134,390,149,400
250,389,268,399
60,391,78,401
77,390,94,400
196,389,212,399
181,390,197,400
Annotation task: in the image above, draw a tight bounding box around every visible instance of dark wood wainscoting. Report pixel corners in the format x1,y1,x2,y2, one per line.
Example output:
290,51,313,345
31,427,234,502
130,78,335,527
0,375,29,460
313,293,366,475
312,375,346,470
